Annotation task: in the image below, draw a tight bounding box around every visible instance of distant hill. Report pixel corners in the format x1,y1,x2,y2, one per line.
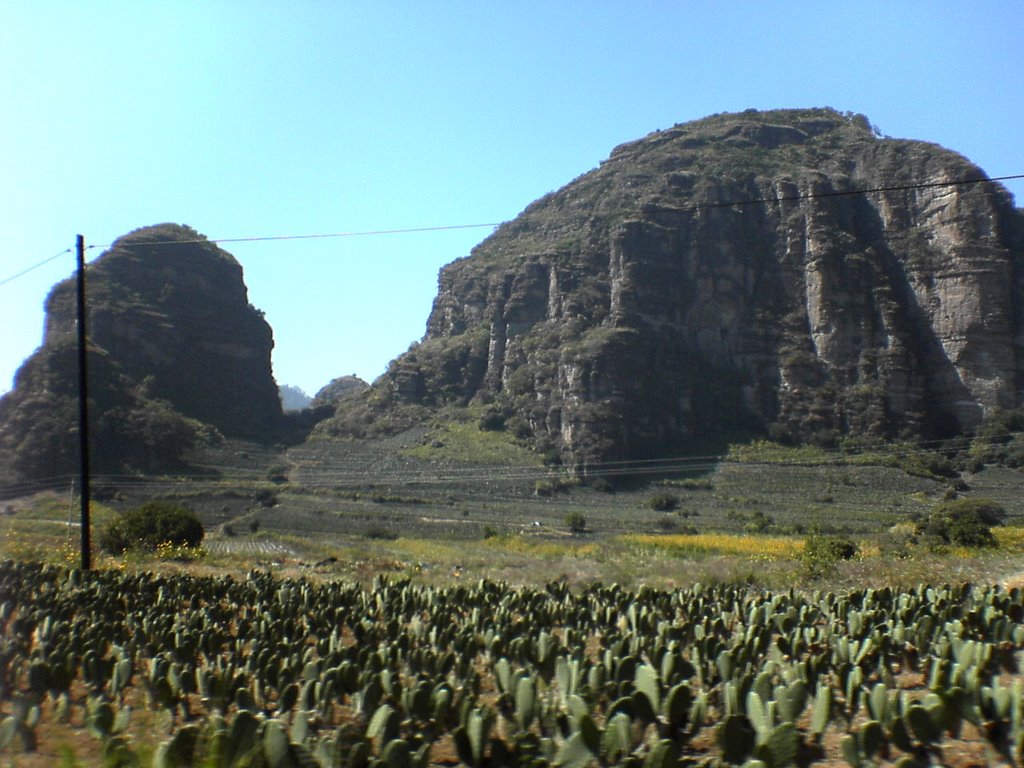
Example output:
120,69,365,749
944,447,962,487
279,384,313,412
0,224,283,481
312,375,369,407
325,108,1024,469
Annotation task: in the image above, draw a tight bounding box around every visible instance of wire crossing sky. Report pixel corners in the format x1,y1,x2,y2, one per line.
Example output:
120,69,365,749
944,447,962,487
1,2,1022,396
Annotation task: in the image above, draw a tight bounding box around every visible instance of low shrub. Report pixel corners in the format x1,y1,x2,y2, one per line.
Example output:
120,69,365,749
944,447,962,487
100,501,204,554
587,476,615,493
879,524,916,559
565,512,587,534
920,497,1007,548
899,451,958,480
742,511,775,534
801,534,859,578
803,534,859,562
506,416,533,440
364,526,399,540
266,465,289,484
478,406,506,432
648,492,680,512
253,489,278,508
535,476,579,497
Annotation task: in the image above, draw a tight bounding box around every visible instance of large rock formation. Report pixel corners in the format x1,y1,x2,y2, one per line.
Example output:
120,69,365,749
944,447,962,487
0,224,282,481
352,109,1024,467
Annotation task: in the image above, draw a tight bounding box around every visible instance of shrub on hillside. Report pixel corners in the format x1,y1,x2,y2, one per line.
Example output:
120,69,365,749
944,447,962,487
505,416,533,440
804,534,859,562
742,511,776,534
587,476,615,493
364,526,399,540
802,533,859,578
565,512,587,534
898,451,958,480
100,501,204,554
920,497,1006,548
478,406,506,432
648,492,680,512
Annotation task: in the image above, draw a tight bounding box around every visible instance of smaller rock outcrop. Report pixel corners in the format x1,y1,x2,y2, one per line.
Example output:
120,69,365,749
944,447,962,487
311,375,369,407
279,385,313,412
0,224,283,482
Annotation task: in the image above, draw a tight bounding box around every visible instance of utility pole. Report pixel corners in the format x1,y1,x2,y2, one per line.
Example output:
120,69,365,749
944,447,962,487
76,234,91,569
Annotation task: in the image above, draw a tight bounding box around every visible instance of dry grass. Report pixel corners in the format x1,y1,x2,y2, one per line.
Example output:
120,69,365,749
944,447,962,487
621,531,805,559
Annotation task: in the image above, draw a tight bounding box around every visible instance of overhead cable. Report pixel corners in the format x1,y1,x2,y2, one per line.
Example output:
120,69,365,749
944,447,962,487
0,248,72,288
2,171,1020,289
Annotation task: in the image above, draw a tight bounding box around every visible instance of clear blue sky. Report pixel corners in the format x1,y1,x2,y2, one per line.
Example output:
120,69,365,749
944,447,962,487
2,1,1022,397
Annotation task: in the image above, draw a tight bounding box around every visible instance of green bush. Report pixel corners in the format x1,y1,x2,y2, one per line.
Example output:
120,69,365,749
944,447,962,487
801,534,859,578
879,525,916,559
100,501,204,554
266,465,288,484
921,498,1006,548
804,534,859,562
253,489,278,508
648,492,680,511
535,476,579,497
478,406,506,432
505,416,533,440
587,476,615,493
742,511,776,534
565,512,587,534
898,451,958,480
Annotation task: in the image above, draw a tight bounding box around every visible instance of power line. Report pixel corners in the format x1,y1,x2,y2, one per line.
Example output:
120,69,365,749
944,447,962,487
85,172,1024,250
86,221,505,252
1,171,1021,288
0,223,503,289
0,248,72,288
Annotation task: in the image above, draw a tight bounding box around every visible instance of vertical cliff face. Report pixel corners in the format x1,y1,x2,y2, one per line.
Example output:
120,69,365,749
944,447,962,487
382,109,1024,466
0,224,283,480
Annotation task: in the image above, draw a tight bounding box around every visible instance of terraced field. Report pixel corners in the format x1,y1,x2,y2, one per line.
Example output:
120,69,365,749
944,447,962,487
202,536,300,559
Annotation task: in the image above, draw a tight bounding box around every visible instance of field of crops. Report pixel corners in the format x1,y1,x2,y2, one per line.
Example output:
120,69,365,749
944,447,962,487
4,559,1024,766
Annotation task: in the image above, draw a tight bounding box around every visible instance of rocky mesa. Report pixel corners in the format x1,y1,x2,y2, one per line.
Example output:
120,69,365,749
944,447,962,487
346,108,1024,468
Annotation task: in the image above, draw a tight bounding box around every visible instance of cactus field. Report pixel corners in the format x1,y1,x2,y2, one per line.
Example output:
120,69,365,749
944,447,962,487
4,559,1024,766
